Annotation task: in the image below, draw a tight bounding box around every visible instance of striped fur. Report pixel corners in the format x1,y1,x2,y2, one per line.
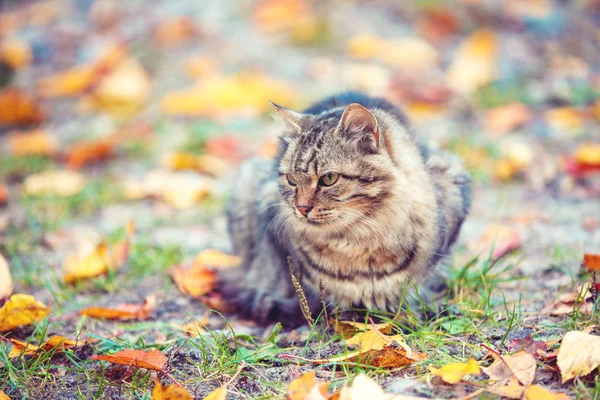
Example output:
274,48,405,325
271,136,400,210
220,92,471,326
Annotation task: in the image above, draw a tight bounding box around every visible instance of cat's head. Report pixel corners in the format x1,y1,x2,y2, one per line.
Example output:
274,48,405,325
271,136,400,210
273,102,397,233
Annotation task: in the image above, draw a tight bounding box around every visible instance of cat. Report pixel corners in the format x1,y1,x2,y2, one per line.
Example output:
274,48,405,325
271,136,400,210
220,92,471,327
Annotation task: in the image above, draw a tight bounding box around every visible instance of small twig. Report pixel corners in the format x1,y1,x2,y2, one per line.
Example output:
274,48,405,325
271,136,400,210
227,360,245,385
162,371,183,387
288,257,315,328
319,278,329,331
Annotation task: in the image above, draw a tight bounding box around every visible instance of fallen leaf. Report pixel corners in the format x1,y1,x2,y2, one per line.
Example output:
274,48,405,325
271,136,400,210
152,378,193,400
485,103,530,134
469,224,521,260
338,374,384,400
0,293,50,332
161,152,231,177
575,144,600,167
429,358,480,384
546,107,584,133
80,295,156,321
557,330,600,382
0,253,13,299
0,185,6,204
0,37,32,69
178,319,207,337
91,349,166,371
65,139,114,169
203,385,227,400
162,73,294,117
253,0,314,34
195,249,241,268
185,55,218,79
541,285,593,315
8,335,81,358
0,88,44,126
23,170,86,197
482,350,536,386
506,335,548,356
346,33,382,59
524,385,571,400
154,16,198,46
8,129,58,156
172,264,216,298
446,29,497,94
584,253,600,272
485,385,526,399
379,38,438,71
288,371,328,400
334,320,392,339
0,390,10,400
63,242,111,283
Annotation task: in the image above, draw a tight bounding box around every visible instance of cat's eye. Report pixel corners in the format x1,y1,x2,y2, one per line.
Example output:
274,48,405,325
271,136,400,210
286,174,297,186
320,172,339,186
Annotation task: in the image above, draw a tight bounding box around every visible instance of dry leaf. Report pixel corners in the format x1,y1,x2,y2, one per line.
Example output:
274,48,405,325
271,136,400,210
204,385,227,400
468,224,521,260
91,349,166,371
338,374,384,400
446,29,497,94
23,170,86,197
0,37,32,69
334,320,392,339
162,73,294,117
253,0,314,34
557,331,600,382
0,88,44,126
8,335,81,358
65,139,114,169
506,335,548,356
172,264,216,298
63,242,111,283
346,33,382,59
0,293,50,332
161,152,231,177
541,285,593,316
195,249,241,268
429,358,480,384
154,16,198,46
0,253,13,299
288,371,328,400
485,103,530,134
8,129,58,156
575,144,600,166
179,319,207,337
0,185,7,204
152,378,193,400
80,295,156,321
524,385,571,400
485,385,525,399
482,350,536,386
0,389,10,400
584,253,600,272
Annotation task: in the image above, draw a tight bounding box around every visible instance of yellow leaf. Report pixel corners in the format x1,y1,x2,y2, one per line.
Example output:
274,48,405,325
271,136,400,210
38,65,97,97
584,253,600,272
23,170,86,197
557,331,600,382
524,385,571,400
203,385,227,400
178,319,207,337
152,378,193,400
253,0,314,34
0,294,50,332
0,253,13,299
8,335,80,358
63,242,111,283
575,144,600,166
345,329,405,353
546,107,584,133
161,153,231,177
8,129,58,156
0,37,32,69
195,249,241,268
333,320,392,339
429,358,480,384
288,371,328,400
0,389,11,400
346,33,382,59
485,385,525,399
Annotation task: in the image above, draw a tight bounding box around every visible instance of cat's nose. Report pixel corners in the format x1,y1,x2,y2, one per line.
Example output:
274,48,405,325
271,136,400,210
296,205,312,217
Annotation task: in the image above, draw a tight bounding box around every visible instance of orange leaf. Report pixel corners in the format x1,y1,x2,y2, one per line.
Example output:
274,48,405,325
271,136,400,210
288,371,328,400
482,350,536,386
0,37,32,69
80,295,156,321
65,139,114,169
8,335,81,358
0,88,44,126
152,378,193,400
0,184,6,204
195,249,241,268
0,389,11,400
172,264,216,298
8,129,58,156
584,253,600,272
0,294,50,332
91,349,166,371
575,144,600,166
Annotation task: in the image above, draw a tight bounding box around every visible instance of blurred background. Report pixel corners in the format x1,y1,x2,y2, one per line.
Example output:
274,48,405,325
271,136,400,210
0,0,599,268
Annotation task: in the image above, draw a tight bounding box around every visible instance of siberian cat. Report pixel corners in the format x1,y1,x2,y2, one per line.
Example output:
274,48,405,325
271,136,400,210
220,92,471,326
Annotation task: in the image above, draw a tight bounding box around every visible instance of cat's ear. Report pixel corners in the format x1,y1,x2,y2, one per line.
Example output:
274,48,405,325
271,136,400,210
269,101,306,137
338,103,379,152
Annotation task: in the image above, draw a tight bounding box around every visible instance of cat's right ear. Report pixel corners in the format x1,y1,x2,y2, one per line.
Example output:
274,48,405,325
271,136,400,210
269,101,306,137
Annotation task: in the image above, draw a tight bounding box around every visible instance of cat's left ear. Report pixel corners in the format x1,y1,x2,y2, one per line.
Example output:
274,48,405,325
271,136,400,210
269,101,306,137
338,103,379,153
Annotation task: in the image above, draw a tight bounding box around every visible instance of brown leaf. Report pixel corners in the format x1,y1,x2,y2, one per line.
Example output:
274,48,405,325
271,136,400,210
0,253,13,300
172,264,216,298
557,331,600,382
8,129,58,156
80,295,156,321
91,349,166,371
541,285,593,316
584,253,600,272
288,371,328,400
178,319,208,337
0,294,50,332
0,88,44,126
152,378,193,400
482,350,536,386
65,139,114,169
506,335,548,356
8,335,82,358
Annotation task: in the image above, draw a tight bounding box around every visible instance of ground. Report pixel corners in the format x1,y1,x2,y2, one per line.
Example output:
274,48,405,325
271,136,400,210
0,0,600,399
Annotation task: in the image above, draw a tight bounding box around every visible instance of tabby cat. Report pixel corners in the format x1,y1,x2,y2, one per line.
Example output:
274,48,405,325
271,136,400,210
220,92,471,326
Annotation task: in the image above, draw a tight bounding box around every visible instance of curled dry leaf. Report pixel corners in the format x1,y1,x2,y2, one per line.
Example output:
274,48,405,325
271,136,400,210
172,263,216,298
91,349,166,371
0,293,50,332
584,253,600,272
8,335,82,358
429,358,480,384
557,331,600,383
0,253,13,299
80,294,156,321
288,371,328,400
152,378,193,400
23,170,87,197
0,88,44,126
482,350,536,386
8,129,58,156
